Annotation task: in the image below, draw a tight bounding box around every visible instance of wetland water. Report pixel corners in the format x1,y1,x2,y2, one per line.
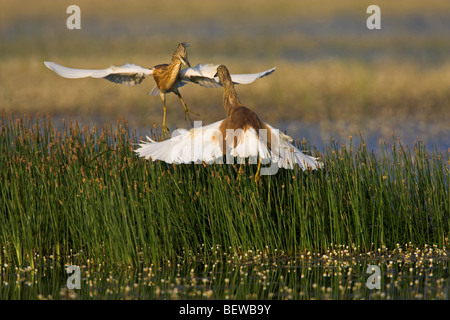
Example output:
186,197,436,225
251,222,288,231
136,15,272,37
47,114,450,155
1,246,448,300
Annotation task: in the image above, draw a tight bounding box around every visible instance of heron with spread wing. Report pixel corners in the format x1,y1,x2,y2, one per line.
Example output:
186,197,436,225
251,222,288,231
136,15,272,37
44,42,276,133
135,65,322,181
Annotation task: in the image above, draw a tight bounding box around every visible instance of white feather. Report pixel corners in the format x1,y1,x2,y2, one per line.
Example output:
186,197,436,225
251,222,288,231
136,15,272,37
45,61,276,89
135,120,224,164
135,120,322,171
44,61,153,85
179,64,276,88
263,123,322,170
228,67,277,84
179,64,219,79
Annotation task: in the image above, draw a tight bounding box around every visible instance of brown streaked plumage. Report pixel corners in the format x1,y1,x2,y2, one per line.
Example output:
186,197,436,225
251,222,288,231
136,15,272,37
149,42,198,133
135,64,323,176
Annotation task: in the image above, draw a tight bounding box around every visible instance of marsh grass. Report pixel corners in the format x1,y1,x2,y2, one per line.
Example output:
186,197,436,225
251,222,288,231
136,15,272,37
1,112,448,268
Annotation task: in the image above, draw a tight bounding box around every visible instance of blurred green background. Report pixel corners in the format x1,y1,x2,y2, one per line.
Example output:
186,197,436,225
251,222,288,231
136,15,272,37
1,0,450,151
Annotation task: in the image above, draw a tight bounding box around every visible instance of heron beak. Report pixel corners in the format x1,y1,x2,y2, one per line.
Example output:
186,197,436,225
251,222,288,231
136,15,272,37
183,58,191,68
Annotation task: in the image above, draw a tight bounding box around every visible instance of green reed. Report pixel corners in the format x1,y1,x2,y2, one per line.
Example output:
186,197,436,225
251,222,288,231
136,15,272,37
1,112,449,268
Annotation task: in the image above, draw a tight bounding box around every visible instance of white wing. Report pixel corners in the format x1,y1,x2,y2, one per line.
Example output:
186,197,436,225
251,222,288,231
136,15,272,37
135,120,225,164
135,119,322,171
44,61,154,86
134,120,266,165
225,123,322,171
263,123,323,171
179,64,276,88
179,64,220,88
229,67,276,84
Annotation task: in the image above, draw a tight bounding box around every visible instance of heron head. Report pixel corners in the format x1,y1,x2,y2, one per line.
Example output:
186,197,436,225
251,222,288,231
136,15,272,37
174,42,191,67
217,65,231,84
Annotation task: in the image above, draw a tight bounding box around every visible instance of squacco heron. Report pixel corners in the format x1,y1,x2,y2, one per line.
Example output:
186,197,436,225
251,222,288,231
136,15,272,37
44,43,276,134
135,65,322,178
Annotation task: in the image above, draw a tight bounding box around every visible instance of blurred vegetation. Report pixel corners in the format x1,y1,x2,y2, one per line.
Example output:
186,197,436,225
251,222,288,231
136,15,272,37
1,0,450,148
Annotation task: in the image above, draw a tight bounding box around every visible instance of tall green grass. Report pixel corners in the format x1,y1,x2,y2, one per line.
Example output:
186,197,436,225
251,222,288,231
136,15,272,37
1,112,449,268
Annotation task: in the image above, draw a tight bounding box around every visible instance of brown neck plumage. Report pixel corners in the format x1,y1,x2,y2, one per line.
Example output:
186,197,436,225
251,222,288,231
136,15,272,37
169,57,182,71
171,52,181,65
220,67,242,117
164,55,183,85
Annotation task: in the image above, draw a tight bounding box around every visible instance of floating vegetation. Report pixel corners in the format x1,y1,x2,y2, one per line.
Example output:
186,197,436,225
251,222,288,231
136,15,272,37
1,243,448,300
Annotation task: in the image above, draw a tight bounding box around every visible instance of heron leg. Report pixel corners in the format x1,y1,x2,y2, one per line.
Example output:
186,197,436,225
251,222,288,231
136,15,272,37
160,92,170,137
175,92,199,124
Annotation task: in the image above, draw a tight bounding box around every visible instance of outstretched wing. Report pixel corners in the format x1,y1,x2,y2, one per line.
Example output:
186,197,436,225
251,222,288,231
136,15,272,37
44,61,154,86
263,123,323,171
135,120,225,164
229,67,276,84
179,64,221,88
135,119,322,171
179,64,276,88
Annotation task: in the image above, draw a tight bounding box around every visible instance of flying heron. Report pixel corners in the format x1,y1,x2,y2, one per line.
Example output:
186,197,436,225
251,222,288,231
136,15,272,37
44,43,276,133
134,65,322,179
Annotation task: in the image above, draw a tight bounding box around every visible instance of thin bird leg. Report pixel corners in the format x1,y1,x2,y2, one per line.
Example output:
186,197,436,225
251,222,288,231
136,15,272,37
159,92,170,136
255,157,261,183
175,92,199,124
